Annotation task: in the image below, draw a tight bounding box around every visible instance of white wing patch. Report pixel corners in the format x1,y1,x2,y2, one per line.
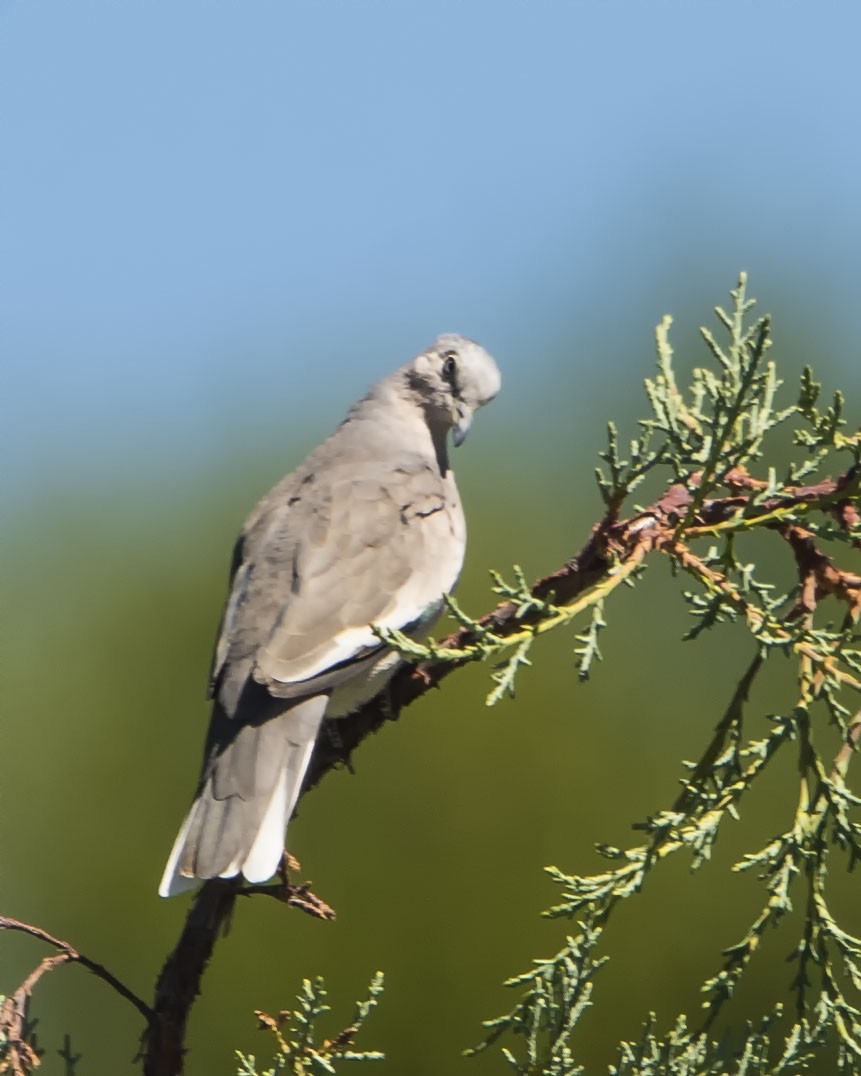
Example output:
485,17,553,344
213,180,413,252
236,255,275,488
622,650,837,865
258,596,437,686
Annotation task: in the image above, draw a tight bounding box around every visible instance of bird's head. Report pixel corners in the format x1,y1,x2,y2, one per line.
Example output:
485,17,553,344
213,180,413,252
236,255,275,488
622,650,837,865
408,333,501,446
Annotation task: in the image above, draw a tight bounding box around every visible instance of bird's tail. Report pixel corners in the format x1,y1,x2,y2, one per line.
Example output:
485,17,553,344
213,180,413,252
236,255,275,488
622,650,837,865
158,696,326,897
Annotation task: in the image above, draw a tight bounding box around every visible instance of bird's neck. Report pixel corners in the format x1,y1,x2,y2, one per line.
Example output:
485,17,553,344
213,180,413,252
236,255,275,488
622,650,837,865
346,383,452,477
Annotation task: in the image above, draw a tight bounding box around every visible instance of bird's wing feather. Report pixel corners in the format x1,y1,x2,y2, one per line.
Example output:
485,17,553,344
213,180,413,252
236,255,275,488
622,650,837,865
255,458,464,690
211,455,464,711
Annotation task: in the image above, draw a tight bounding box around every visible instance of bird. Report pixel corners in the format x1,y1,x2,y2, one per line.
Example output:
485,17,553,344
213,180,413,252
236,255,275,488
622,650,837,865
158,334,501,896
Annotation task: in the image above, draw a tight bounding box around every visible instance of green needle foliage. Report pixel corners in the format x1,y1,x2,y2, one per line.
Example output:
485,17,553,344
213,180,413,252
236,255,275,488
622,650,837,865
235,973,385,1075
381,275,861,1074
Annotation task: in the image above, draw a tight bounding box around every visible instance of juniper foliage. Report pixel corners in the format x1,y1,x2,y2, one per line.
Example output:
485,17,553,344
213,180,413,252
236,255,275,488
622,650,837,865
235,973,385,1076
382,275,861,1074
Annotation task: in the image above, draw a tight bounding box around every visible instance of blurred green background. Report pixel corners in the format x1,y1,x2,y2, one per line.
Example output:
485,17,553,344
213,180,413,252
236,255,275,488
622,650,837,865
4,2,861,1072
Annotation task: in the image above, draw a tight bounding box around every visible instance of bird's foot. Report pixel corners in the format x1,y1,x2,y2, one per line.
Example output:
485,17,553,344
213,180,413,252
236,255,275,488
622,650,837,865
237,852,335,920
280,850,301,879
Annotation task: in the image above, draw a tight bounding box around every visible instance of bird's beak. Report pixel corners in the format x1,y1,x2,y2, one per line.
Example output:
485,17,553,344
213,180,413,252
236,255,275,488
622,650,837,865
452,405,473,447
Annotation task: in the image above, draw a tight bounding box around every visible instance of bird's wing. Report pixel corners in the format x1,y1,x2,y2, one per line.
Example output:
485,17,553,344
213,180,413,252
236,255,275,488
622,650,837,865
210,455,465,709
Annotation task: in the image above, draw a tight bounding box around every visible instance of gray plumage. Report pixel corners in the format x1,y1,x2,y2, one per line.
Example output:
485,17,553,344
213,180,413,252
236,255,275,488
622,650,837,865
159,334,501,896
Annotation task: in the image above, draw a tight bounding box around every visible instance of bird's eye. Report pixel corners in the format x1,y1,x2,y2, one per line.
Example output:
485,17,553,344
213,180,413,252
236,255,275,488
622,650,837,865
441,352,458,381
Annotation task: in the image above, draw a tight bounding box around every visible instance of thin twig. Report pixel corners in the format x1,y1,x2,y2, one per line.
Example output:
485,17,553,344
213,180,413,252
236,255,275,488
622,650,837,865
0,916,152,1022
0,917,152,1076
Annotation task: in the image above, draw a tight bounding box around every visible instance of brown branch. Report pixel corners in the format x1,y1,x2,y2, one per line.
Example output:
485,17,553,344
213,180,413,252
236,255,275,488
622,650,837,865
777,523,861,620
834,495,861,551
143,881,236,1076
832,708,861,782
305,463,858,793
722,463,860,506
0,916,152,1075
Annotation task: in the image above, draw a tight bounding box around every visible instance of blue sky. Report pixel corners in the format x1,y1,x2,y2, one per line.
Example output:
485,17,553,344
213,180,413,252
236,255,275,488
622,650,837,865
5,1,860,507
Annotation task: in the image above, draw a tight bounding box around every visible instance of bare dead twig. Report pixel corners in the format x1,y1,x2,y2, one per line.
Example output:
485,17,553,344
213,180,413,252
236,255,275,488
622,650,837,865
0,917,152,1076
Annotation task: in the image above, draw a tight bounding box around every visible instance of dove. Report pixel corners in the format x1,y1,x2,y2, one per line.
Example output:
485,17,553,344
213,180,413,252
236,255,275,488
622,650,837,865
159,334,500,896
